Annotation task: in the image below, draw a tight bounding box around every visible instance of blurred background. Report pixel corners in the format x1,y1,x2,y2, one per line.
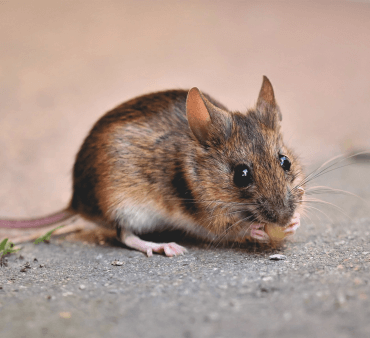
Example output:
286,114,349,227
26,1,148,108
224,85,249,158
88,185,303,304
0,0,369,217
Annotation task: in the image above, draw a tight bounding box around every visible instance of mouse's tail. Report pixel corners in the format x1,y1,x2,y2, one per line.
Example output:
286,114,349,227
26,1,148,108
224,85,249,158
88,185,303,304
0,208,76,229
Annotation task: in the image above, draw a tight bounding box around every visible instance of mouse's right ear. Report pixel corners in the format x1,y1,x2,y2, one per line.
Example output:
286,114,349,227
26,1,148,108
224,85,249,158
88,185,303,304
186,87,212,144
256,76,282,127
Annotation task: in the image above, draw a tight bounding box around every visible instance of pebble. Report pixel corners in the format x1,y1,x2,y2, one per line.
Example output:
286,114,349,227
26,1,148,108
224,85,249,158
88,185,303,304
269,254,287,260
111,260,124,266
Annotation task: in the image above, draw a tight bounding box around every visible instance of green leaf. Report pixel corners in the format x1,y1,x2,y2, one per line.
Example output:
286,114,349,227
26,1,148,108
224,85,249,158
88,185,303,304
0,238,20,257
0,238,8,251
34,225,64,245
2,247,21,256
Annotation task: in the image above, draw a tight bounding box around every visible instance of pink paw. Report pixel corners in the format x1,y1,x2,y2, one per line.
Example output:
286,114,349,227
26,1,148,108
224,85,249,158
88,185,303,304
249,213,301,244
249,224,270,242
145,242,187,257
122,232,187,257
283,212,301,236
250,229,270,242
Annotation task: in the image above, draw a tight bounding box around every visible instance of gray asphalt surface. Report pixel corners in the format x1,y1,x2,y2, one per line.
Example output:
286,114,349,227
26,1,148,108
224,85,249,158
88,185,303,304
1,160,370,338
1,2,370,337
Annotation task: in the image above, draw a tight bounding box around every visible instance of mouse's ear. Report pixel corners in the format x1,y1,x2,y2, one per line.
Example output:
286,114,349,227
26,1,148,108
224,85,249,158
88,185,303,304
256,76,282,125
187,88,232,145
186,88,211,144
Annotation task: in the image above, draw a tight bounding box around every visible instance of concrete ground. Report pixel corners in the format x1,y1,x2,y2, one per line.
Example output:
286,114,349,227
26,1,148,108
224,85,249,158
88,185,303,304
1,1,370,337
1,161,370,338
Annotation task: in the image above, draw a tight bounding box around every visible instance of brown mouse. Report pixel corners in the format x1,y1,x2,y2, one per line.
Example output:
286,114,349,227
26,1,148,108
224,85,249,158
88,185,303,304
0,76,305,256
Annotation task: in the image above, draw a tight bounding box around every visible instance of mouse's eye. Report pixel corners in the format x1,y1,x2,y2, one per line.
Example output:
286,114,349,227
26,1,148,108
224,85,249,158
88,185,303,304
233,165,253,187
279,155,291,171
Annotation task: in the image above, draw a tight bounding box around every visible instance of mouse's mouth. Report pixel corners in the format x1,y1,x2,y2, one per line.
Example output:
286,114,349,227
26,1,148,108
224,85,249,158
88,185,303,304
264,223,288,242
265,212,301,241
243,212,301,243
245,222,288,243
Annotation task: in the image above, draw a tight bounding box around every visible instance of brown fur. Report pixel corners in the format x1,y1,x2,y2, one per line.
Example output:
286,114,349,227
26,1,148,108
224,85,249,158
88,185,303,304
69,77,304,243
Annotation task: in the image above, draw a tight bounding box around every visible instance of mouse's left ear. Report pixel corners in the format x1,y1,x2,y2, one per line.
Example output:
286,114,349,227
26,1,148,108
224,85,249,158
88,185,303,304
186,87,231,145
256,76,282,127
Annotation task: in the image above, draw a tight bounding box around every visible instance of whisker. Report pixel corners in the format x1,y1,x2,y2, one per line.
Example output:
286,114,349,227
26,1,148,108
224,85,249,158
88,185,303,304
305,186,367,207
292,150,370,191
302,206,319,222
303,205,333,223
292,154,345,191
301,163,356,186
302,197,352,221
300,209,314,225
201,209,245,223
303,197,346,212
302,207,326,230
207,212,258,249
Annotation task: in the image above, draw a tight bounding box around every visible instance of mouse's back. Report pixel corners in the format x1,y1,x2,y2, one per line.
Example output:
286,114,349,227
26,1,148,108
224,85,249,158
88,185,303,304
69,90,226,224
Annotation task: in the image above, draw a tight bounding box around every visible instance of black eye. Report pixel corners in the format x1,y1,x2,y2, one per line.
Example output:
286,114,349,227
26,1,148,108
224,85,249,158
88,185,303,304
279,155,291,171
233,164,253,187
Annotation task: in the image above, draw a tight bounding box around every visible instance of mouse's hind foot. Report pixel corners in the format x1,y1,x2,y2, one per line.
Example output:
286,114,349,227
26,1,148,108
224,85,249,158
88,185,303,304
118,230,187,257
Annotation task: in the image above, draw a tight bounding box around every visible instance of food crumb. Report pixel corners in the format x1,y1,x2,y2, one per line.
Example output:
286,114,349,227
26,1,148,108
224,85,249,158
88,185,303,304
269,254,286,260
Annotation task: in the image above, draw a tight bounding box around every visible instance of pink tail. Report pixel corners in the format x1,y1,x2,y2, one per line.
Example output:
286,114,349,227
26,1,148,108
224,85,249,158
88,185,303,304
0,209,74,229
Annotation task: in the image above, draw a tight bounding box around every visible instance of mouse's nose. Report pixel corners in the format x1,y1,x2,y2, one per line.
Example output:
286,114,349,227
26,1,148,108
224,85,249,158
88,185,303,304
258,195,295,226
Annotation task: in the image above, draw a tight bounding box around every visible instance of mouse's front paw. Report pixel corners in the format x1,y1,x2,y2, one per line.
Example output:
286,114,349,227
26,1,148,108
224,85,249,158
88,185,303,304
283,212,301,236
263,213,301,243
249,223,270,243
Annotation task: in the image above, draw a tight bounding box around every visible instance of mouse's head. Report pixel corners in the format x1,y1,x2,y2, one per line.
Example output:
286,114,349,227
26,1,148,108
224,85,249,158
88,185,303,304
186,76,304,239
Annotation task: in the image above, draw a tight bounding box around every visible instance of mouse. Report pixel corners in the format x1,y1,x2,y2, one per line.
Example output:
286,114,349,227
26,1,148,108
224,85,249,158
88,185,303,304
0,76,305,257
